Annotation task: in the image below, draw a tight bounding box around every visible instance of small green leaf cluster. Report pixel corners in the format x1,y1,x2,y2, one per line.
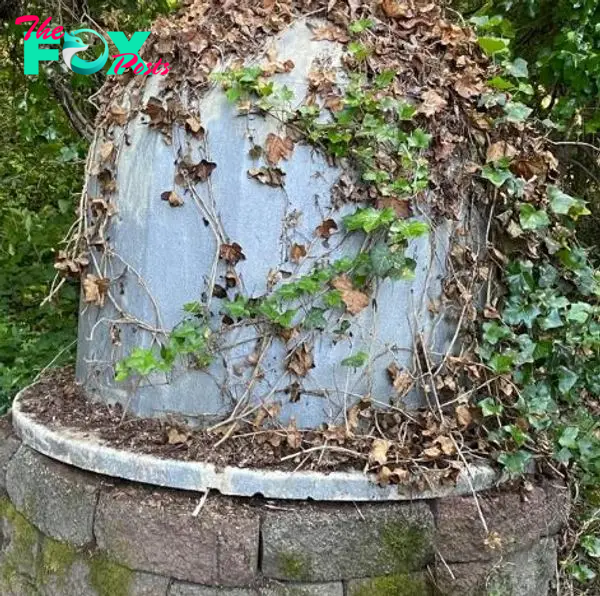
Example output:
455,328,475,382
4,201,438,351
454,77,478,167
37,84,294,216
295,73,431,199
115,311,214,381
471,18,533,126
211,66,294,110
469,3,600,132
478,160,599,480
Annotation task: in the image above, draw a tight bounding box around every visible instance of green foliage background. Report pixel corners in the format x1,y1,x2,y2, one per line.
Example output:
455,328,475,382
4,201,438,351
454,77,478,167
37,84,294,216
0,0,176,407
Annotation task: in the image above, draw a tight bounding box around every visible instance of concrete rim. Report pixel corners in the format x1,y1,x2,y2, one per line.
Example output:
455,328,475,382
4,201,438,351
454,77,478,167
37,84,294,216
12,387,499,501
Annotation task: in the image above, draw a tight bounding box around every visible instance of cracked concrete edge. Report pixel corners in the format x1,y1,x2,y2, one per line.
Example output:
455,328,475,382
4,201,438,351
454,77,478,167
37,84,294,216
12,389,499,501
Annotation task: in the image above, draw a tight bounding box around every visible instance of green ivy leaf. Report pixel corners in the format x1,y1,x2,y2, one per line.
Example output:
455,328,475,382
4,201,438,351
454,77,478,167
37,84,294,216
222,295,251,318
304,308,327,330
567,302,593,324
497,450,532,475
558,426,580,449
540,309,563,330
341,351,369,368
408,128,432,149
505,58,529,79
503,101,533,123
481,164,513,188
548,186,591,219
558,367,578,394
370,242,395,277
374,70,396,88
390,219,429,240
343,207,395,233
479,397,504,417
349,18,374,34
488,352,515,373
519,204,550,230
581,535,600,558
478,36,510,56
487,76,514,91
483,321,512,345
569,563,596,583
324,290,344,308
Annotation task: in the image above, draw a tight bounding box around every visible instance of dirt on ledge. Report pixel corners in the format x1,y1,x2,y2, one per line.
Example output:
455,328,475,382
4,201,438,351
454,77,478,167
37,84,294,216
15,367,506,493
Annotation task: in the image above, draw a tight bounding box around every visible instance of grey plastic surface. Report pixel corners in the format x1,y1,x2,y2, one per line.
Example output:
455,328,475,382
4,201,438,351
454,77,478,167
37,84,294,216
76,19,476,428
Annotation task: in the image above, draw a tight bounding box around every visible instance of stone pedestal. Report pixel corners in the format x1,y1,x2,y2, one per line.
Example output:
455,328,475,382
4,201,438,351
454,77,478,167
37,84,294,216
0,416,568,596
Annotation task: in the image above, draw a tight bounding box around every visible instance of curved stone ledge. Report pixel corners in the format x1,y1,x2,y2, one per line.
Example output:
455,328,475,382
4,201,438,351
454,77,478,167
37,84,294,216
13,390,497,501
0,416,570,596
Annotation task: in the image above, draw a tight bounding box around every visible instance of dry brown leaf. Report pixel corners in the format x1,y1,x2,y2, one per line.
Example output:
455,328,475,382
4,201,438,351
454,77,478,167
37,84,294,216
387,363,413,395
308,69,337,93
312,25,350,43
109,105,127,125
265,133,294,166
422,446,442,459
99,142,114,162
287,343,314,377
219,242,246,265
248,167,285,187
167,427,188,444
315,218,338,239
418,89,448,117
376,197,411,218
381,0,412,18
455,404,473,428
286,381,302,403
83,274,110,307
511,157,547,180
144,97,168,124
286,420,302,450
454,74,484,99
377,466,394,486
290,243,307,263
262,58,295,76
435,435,456,456
191,159,217,181
486,141,517,163
332,275,369,315
369,439,391,466
161,190,184,207
185,116,204,136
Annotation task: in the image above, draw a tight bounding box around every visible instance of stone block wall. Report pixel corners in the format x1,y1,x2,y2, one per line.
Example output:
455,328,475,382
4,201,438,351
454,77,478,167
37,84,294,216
0,417,569,596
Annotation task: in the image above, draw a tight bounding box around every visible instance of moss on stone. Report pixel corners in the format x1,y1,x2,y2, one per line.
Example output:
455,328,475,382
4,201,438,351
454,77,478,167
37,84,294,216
350,574,432,596
276,552,311,581
89,554,134,596
380,521,430,572
0,496,39,595
39,537,77,586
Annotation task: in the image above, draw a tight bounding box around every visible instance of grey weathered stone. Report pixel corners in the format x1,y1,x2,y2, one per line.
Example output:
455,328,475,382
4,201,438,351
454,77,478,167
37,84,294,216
261,501,434,581
436,485,567,563
95,486,259,586
261,581,344,596
6,446,100,546
168,584,256,596
0,415,20,493
346,573,433,596
436,537,557,596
